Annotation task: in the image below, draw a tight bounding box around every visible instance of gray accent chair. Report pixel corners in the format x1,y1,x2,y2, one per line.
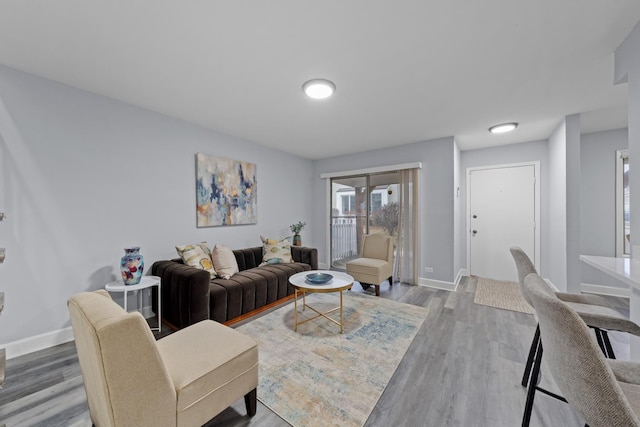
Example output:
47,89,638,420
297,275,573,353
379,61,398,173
525,272,640,427
510,246,640,386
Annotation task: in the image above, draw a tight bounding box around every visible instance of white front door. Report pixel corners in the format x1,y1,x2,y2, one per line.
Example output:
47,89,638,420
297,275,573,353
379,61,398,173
468,163,538,281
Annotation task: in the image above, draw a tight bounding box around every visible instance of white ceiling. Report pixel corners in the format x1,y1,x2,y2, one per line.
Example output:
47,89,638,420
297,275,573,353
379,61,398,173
0,1,639,159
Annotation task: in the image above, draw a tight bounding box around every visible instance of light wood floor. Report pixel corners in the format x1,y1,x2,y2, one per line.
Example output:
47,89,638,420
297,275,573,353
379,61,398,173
0,277,630,426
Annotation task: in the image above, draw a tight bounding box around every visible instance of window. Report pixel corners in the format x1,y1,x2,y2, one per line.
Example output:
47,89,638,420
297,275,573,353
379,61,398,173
341,194,356,215
616,149,630,256
371,192,382,212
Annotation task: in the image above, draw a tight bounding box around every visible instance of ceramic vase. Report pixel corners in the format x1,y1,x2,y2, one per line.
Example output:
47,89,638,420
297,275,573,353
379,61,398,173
293,233,302,246
120,247,144,285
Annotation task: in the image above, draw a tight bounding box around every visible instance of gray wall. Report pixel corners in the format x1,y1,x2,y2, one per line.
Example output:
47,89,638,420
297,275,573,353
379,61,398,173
453,141,462,276
548,120,568,291
311,137,458,283
0,65,315,345
580,128,628,256
580,128,629,288
459,139,549,277
614,18,640,358
566,114,582,293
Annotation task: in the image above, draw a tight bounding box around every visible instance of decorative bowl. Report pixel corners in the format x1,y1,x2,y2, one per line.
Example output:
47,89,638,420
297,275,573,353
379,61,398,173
305,273,333,285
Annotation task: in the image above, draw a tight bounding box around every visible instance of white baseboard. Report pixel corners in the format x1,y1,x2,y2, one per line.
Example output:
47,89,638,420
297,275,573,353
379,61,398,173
2,327,74,360
418,269,467,292
581,283,631,298
2,307,158,360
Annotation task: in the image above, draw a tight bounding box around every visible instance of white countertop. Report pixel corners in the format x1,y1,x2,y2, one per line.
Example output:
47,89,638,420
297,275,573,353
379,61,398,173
580,255,640,288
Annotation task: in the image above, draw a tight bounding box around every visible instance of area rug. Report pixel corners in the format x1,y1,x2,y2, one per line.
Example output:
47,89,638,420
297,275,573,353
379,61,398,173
473,277,535,314
236,292,428,427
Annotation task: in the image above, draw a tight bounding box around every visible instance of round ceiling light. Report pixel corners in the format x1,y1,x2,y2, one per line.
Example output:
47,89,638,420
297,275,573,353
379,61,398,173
489,122,518,134
302,79,336,99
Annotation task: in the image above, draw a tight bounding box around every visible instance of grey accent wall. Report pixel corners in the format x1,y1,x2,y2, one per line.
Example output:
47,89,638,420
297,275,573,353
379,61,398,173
0,65,315,345
312,137,457,283
614,18,640,358
566,114,581,294
459,140,549,276
580,128,629,288
548,120,568,291
580,128,628,255
453,141,462,276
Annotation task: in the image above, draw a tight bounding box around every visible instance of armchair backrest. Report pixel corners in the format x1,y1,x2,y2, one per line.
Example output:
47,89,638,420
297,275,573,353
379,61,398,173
362,233,393,262
524,273,640,426
68,291,176,427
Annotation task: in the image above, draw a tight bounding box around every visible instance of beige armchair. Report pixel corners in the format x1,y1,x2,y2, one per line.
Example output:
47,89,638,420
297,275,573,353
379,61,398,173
346,233,394,296
67,290,258,427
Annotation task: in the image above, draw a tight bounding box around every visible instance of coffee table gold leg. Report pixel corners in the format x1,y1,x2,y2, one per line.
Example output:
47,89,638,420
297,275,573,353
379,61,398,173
294,289,298,331
340,290,344,334
302,291,306,311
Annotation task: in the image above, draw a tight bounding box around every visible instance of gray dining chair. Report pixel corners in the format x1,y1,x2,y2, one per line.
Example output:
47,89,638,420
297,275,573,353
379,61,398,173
510,246,640,387
524,272,640,427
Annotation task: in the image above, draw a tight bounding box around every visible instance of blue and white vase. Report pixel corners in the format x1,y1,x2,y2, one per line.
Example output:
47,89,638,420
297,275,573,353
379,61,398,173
120,247,144,285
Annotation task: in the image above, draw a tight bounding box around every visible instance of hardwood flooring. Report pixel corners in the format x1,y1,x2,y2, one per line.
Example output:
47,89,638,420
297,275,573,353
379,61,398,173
0,278,630,426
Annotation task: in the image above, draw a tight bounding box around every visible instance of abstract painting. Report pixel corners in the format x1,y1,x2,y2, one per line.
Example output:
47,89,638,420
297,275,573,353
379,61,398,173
195,153,257,227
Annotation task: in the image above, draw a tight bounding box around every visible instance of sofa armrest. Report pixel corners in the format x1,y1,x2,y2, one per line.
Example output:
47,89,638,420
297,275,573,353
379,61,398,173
151,260,211,329
291,246,318,270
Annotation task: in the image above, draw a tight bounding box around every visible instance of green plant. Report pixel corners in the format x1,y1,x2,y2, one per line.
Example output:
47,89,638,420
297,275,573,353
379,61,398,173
290,221,306,234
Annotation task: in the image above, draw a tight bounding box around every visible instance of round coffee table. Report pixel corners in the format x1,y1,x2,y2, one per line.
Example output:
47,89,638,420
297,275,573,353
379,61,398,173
288,270,354,333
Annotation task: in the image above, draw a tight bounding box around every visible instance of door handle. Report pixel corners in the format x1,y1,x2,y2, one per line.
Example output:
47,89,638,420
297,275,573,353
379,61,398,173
472,230,477,235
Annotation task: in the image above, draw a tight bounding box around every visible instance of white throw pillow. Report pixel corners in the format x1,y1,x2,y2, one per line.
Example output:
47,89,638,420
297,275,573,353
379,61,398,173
211,245,239,279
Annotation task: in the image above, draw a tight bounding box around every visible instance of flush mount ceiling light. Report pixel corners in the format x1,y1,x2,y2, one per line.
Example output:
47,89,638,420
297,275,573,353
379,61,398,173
489,122,518,134
302,79,336,99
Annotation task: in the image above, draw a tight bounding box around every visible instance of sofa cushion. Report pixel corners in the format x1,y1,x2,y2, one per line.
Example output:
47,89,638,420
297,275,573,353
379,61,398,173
211,245,239,279
175,242,216,277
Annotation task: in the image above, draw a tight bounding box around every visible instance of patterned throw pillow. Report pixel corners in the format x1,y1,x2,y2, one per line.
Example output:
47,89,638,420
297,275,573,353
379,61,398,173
175,242,216,278
211,245,239,279
260,235,293,266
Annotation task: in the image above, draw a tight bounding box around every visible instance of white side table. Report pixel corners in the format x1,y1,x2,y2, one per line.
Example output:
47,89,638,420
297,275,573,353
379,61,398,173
105,275,161,332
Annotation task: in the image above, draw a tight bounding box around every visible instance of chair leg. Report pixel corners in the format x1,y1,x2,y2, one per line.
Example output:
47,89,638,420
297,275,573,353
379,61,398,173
375,285,380,296
522,324,540,387
601,330,616,360
593,328,609,357
245,388,257,417
388,276,393,286
522,340,543,427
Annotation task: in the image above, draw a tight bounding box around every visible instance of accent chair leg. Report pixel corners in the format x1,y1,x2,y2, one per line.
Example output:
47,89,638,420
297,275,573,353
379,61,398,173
522,340,543,427
245,388,257,416
388,276,393,286
375,285,380,296
593,328,608,357
522,324,540,387
601,330,616,359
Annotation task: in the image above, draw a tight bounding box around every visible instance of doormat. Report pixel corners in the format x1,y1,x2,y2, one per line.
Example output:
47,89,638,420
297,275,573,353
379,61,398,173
474,277,535,314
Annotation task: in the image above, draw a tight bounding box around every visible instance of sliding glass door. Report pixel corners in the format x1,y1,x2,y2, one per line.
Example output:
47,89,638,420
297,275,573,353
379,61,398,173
330,172,399,270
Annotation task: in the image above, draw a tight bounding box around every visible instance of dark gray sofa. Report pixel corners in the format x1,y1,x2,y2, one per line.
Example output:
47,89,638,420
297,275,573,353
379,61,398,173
151,246,318,329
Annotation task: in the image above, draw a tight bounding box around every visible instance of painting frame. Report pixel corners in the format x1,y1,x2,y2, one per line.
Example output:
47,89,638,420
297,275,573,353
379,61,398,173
195,153,257,227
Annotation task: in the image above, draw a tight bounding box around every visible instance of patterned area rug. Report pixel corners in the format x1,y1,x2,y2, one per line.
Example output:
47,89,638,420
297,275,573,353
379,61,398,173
473,277,535,314
236,292,428,427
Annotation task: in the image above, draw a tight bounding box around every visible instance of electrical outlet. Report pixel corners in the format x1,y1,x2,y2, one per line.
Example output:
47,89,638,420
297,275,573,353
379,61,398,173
424,267,433,273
